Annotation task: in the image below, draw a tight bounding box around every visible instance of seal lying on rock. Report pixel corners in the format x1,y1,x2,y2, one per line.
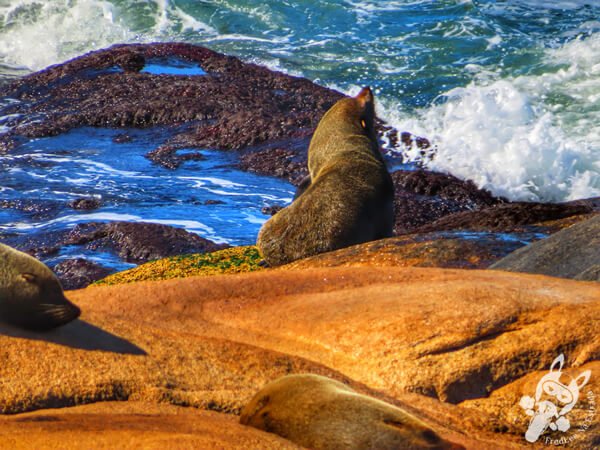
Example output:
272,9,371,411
257,87,394,266
0,243,80,330
240,374,464,450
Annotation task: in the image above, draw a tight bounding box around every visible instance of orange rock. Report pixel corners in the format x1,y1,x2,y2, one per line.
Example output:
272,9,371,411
0,267,597,448
283,233,525,270
0,402,302,449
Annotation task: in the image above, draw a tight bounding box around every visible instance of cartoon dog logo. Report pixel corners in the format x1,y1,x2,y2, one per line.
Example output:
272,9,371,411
519,354,591,443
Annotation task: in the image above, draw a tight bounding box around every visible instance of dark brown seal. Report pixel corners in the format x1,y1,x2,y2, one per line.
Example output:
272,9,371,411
240,374,464,450
257,87,394,266
0,243,80,330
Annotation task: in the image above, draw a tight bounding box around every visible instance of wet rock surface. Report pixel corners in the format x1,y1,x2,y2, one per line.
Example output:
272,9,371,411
53,258,114,290
391,170,502,235
63,221,228,264
1,42,597,288
238,140,311,186
68,197,101,211
0,43,343,164
283,232,529,270
1,199,64,222
416,201,595,234
490,213,600,281
391,171,599,236
0,221,229,288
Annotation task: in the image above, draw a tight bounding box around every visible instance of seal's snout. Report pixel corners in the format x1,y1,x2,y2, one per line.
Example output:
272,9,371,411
17,299,81,331
41,297,81,329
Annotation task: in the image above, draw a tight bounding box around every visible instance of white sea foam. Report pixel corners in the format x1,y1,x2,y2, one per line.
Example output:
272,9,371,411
0,0,217,71
0,0,133,71
381,33,600,202
0,212,141,231
507,0,597,9
32,155,148,178
0,212,224,241
178,176,246,188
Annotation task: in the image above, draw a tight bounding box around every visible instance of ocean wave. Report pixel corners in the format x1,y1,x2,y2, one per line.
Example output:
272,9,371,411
383,32,600,202
0,0,217,71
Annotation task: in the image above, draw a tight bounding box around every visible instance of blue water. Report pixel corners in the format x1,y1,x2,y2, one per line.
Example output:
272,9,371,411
0,1,599,269
141,57,206,75
0,127,293,267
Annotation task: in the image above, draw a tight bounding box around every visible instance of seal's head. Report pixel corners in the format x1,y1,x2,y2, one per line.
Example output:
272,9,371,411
0,244,80,331
307,87,382,178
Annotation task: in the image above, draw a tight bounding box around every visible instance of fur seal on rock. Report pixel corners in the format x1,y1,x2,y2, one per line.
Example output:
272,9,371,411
0,243,80,330
241,374,464,450
257,87,394,266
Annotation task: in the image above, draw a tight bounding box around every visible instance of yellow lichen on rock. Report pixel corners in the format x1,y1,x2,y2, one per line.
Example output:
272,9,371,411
95,246,264,286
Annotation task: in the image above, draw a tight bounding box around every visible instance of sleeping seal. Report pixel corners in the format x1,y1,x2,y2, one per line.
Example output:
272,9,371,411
0,243,80,330
257,87,394,266
241,374,464,450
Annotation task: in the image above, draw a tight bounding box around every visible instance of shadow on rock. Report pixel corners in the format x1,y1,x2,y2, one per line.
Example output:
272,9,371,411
0,319,146,355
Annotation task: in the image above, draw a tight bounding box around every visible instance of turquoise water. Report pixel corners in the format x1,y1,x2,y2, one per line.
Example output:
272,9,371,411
1,0,598,202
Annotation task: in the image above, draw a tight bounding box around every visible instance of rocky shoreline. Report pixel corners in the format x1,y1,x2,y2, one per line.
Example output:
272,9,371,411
1,43,599,448
2,43,598,288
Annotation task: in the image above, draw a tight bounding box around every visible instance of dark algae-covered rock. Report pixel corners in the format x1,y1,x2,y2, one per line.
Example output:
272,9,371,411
0,43,343,165
53,258,114,290
490,214,600,281
63,221,228,264
391,170,503,235
417,201,594,234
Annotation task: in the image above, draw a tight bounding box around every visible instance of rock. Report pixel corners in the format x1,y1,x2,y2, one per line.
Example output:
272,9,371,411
0,43,343,166
53,258,114,290
145,145,205,170
96,246,264,285
113,52,145,73
238,144,310,186
261,205,284,216
112,133,133,143
1,266,596,447
391,170,503,235
490,214,600,281
0,199,63,221
63,221,228,264
283,233,528,270
0,402,302,449
417,202,594,234
68,197,101,210
393,170,501,207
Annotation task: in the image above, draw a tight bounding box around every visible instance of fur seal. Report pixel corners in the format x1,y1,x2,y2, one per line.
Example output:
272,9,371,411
0,243,80,330
241,374,464,450
257,87,394,266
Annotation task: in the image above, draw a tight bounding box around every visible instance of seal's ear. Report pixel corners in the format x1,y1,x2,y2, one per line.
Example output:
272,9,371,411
356,86,374,108
20,273,37,283
550,354,565,373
